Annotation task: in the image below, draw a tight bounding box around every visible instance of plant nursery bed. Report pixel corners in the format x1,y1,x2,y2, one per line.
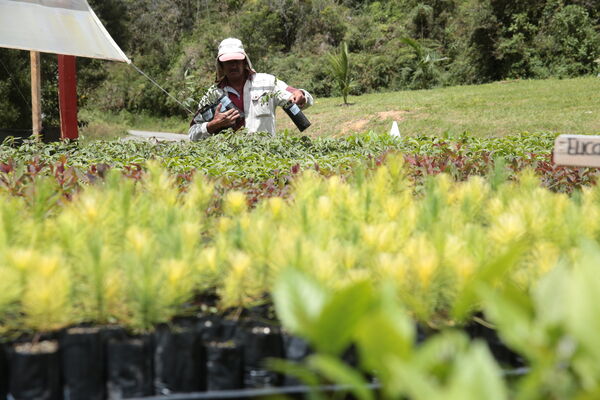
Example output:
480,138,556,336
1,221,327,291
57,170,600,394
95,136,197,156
0,313,527,400
0,313,315,400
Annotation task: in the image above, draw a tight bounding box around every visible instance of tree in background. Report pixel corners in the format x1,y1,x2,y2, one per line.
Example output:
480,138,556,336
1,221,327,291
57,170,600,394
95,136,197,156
2,0,599,123
0,50,61,130
327,42,354,105
400,37,448,90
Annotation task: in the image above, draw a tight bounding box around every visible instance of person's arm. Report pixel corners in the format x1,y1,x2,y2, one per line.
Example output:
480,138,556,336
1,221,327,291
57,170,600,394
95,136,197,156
188,111,209,141
188,89,213,141
274,79,314,109
188,86,241,141
206,104,240,134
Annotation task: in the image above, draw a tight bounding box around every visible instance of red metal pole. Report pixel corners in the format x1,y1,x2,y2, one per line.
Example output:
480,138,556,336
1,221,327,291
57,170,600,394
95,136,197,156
58,55,78,140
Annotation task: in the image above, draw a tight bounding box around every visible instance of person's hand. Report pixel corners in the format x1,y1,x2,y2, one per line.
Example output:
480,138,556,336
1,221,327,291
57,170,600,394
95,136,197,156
289,89,306,107
207,104,240,133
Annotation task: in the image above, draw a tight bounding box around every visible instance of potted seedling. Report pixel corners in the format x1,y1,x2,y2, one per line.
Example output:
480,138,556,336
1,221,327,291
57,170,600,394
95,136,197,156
8,251,72,400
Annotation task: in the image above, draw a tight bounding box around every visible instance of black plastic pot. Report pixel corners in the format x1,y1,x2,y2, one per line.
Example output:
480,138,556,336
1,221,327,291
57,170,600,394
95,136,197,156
195,314,240,344
283,101,311,132
195,315,222,344
465,319,525,368
154,324,206,395
9,340,61,400
341,344,359,369
205,341,243,391
415,323,430,344
0,342,8,400
242,324,284,388
219,319,239,342
282,333,311,386
60,327,105,400
106,334,154,399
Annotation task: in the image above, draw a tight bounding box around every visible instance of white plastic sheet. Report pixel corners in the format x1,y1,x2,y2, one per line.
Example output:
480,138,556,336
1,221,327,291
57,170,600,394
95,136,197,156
0,0,130,63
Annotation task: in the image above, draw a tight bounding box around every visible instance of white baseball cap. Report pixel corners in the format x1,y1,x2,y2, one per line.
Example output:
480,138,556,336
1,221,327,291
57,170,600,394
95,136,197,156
217,38,247,62
215,38,255,82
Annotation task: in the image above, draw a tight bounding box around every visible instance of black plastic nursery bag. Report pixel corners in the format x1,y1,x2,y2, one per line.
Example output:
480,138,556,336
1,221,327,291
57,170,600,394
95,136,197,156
205,341,243,391
154,324,206,395
243,324,284,388
282,333,312,386
0,342,8,400
106,334,154,399
9,340,61,400
60,327,105,400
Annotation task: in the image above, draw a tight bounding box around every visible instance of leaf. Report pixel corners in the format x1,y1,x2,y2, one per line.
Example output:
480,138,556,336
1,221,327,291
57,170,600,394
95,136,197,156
532,263,569,330
385,357,441,400
272,268,326,339
477,281,534,358
412,330,470,372
354,283,414,372
452,241,527,322
445,342,509,400
308,354,375,400
267,358,326,400
312,280,374,355
567,242,600,362
400,37,423,58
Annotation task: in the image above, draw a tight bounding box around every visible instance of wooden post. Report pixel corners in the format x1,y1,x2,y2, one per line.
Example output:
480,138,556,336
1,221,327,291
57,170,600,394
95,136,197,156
58,55,78,140
30,51,42,138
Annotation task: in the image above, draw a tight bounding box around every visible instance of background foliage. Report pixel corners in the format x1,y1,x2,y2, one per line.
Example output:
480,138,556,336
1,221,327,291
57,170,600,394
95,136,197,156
0,0,598,128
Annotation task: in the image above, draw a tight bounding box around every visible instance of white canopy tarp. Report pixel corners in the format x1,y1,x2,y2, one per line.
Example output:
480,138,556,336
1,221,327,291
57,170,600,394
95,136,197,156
0,0,130,63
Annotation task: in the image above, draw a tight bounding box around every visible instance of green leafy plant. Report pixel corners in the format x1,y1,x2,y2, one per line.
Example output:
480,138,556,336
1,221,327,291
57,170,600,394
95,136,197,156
270,243,600,399
272,267,509,400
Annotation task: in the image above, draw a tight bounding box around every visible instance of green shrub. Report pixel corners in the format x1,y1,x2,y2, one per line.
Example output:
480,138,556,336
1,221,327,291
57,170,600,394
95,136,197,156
539,5,600,77
399,38,448,89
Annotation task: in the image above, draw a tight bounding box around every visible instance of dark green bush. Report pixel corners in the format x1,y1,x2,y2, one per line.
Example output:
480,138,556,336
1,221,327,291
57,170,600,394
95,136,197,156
539,5,600,76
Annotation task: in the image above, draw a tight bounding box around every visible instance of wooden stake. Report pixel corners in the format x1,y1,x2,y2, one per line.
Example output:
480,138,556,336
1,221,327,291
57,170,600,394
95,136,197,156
58,55,78,140
30,51,42,138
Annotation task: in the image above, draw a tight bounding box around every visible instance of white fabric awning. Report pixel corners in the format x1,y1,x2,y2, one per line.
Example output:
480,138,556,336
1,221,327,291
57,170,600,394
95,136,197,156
0,0,130,63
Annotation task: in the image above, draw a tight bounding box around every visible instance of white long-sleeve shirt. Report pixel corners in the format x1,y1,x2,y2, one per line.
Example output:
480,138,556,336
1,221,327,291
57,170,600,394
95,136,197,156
188,73,313,141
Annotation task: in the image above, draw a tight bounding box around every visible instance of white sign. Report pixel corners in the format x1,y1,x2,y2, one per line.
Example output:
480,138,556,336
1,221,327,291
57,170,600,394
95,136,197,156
553,134,600,168
0,0,130,63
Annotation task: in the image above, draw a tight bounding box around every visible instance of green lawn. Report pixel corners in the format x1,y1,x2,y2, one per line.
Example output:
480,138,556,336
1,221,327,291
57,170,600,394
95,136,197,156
287,76,600,137
82,76,600,139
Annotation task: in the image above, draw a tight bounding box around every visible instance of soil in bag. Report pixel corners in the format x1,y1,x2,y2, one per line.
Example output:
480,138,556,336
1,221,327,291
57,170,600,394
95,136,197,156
243,324,284,388
0,342,8,400
205,340,243,391
106,334,154,399
9,340,61,400
60,326,105,400
154,324,206,395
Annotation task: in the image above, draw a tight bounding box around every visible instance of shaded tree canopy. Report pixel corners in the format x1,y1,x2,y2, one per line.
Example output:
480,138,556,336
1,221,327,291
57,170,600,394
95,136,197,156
1,0,598,127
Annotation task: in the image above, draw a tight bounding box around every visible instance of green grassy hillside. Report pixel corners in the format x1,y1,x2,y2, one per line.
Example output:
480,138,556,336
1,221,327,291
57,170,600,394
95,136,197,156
81,77,600,140
279,76,600,137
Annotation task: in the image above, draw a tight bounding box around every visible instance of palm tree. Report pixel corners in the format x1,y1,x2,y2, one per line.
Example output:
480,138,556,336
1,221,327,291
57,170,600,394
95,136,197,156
400,37,448,90
327,42,355,105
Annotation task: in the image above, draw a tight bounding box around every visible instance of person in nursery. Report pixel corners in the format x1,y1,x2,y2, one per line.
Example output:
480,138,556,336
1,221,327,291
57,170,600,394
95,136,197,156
188,37,314,141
